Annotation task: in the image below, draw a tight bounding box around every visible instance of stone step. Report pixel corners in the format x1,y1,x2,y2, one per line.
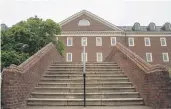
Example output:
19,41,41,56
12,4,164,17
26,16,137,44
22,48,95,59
51,64,119,66
49,66,120,68
34,87,136,93
38,82,133,87
43,73,125,77
43,75,127,79
46,71,124,74
47,69,122,71
31,92,140,99
53,62,117,64
40,78,129,83
27,98,144,106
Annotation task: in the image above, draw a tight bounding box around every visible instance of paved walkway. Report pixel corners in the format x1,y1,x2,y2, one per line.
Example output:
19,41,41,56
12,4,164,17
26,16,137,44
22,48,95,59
24,106,153,109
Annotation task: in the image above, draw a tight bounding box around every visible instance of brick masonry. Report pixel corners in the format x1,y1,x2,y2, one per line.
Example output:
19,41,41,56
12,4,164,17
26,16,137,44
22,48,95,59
106,42,171,109
2,43,63,109
59,12,171,68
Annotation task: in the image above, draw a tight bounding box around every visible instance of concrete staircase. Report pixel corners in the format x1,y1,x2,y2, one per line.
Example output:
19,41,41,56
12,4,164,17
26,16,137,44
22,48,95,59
27,62,144,106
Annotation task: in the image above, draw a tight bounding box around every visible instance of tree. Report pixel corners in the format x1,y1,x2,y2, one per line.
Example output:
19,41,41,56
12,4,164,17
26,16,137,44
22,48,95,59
1,16,64,69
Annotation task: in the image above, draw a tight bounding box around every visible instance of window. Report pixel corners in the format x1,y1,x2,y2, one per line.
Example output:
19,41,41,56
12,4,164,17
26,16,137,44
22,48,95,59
78,19,90,26
66,53,72,62
160,38,167,46
96,52,103,62
81,37,87,46
96,37,102,46
111,37,116,46
128,38,135,46
146,53,153,62
67,37,73,46
144,38,151,46
81,53,87,62
162,53,169,62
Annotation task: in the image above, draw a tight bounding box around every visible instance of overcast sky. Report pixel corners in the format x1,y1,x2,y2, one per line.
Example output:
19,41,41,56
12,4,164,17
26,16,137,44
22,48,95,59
0,0,171,27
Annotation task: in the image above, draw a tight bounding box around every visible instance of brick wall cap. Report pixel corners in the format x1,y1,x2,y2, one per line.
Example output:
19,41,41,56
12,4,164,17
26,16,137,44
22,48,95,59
2,65,23,74
147,64,169,74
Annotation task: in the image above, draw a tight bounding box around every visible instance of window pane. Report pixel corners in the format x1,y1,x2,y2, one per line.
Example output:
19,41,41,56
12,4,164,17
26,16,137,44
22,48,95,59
82,37,87,46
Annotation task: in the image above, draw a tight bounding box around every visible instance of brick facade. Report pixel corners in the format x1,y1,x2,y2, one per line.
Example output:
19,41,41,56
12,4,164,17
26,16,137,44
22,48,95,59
58,10,171,68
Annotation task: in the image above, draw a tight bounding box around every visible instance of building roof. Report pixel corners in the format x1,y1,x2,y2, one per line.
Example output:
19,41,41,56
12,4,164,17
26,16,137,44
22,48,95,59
60,10,171,32
59,10,124,31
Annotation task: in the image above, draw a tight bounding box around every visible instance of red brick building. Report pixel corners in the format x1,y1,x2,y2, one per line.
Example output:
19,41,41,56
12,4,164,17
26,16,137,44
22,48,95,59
57,10,171,67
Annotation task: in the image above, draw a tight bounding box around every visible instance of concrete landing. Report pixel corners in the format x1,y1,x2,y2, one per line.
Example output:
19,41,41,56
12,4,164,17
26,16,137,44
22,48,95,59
24,106,153,109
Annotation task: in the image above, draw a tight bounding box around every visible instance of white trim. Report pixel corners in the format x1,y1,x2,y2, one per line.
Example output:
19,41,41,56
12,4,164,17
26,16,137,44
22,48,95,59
81,53,87,62
160,37,167,46
56,34,124,37
78,19,90,26
66,53,72,62
162,53,169,62
81,37,87,46
144,38,151,46
96,37,102,46
111,37,116,46
59,10,123,31
128,38,135,46
126,34,171,37
56,37,58,41
146,53,153,62
96,52,103,62
67,37,73,46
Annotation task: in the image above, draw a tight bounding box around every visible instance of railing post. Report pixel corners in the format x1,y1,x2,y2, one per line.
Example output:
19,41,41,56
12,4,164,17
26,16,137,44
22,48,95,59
83,45,86,107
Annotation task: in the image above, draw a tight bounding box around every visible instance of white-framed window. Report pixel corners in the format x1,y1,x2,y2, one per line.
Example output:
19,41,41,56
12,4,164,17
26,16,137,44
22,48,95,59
146,53,153,62
128,38,135,46
81,53,87,62
160,38,167,46
96,52,103,62
81,37,87,46
144,38,151,46
67,37,73,46
66,53,72,62
111,37,116,46
96,37,102,46
162,53,169,62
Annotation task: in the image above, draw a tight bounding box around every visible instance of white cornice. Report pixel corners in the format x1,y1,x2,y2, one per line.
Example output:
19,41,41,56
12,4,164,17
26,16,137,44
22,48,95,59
59,10,124,32
55,31,171,37
126,34,171,37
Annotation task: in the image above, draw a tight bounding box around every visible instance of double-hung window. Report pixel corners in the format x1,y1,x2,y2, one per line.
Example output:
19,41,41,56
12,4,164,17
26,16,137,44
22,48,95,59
66,53,72,62
67,37,73,46
96,37,102,46
160,38,167,46
96,52,103,62
82,37,87,46
128,38,135,46
146,53,153,62
144,38,151,46
111,37,116,46
81,53,87,62
162,53,169,62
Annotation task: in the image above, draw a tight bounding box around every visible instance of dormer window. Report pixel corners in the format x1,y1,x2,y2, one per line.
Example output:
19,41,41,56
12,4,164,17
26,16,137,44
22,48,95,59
78,19,90,26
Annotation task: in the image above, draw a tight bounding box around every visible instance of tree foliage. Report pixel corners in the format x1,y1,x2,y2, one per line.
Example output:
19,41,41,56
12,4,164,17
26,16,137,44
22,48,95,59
1,16,64,69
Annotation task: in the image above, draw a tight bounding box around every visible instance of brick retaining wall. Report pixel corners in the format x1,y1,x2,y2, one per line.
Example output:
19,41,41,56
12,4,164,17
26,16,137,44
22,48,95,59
2,43,63,109
106,43,171,109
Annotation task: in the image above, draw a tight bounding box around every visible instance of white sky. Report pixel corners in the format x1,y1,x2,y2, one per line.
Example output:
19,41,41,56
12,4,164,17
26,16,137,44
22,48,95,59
0,0,171,27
